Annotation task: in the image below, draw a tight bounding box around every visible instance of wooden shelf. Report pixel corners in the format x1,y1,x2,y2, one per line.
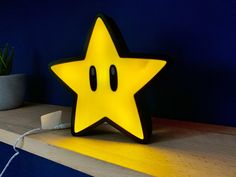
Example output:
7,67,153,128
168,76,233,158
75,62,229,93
0,103,235,177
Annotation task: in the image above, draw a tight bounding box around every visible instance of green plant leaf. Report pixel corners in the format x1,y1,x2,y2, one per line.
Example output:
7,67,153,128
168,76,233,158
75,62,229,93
0,43,14,75
2,43,9,61
5,47,14,74
0,47,7,69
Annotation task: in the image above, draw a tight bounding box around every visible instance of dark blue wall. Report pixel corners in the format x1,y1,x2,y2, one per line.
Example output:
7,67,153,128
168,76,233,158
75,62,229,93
0,142,90,177
0,0,235,126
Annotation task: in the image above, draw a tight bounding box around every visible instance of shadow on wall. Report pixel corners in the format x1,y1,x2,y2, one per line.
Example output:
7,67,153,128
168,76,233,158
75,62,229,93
144,31,236,126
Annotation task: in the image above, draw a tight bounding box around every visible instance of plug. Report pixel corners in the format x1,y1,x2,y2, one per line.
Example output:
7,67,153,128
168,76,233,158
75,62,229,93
53,123,71,129
41,111,62,130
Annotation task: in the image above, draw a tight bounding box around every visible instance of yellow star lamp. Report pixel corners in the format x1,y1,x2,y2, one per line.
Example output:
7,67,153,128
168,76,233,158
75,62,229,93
50,14,166,143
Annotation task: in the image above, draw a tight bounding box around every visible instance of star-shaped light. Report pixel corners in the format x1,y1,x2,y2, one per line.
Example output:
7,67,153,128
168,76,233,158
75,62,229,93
50,14,166,143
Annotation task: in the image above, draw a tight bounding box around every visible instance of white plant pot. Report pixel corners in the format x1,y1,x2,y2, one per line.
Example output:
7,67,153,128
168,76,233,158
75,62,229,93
0,74,26,110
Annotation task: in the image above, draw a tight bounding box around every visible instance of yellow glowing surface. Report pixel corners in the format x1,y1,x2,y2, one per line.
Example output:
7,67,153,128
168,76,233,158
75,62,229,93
51,17,166,140
39,130,172,177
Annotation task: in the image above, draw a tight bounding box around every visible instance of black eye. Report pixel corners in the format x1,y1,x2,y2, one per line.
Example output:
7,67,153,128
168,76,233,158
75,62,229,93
89,66,97,91
109,65,118,91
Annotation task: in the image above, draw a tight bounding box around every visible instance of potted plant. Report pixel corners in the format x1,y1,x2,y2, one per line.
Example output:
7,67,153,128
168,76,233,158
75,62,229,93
0,43,26,110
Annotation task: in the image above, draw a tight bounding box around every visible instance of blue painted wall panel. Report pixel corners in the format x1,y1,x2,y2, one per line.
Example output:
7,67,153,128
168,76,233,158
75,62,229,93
0,142,90,177
0,0,235,126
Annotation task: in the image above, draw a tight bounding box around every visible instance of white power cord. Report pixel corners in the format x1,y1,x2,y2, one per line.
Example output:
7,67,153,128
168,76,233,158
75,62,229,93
0,127,41,177
0,110,71,177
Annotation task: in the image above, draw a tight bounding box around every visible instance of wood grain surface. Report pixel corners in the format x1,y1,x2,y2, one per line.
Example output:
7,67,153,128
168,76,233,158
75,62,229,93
0,103,235,177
